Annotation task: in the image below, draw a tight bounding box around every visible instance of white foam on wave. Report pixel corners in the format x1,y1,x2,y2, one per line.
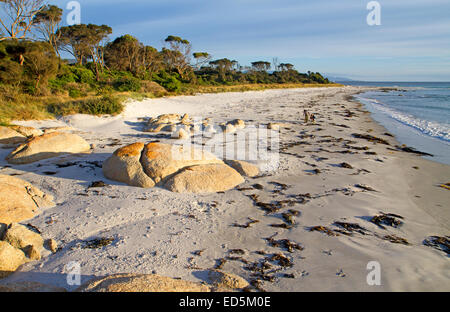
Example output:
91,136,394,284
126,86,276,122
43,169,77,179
357,96,450,142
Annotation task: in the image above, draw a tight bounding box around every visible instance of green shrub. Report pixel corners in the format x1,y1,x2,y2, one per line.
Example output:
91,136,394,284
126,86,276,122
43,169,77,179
47,95,123,116
72,66,95,84
113,76,142,92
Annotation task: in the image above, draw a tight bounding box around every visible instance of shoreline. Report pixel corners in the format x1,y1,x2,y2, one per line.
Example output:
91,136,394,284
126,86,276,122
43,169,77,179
1,86,449,292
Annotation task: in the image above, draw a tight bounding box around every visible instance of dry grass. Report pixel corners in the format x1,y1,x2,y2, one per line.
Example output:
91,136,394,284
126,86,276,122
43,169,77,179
0,82,342,123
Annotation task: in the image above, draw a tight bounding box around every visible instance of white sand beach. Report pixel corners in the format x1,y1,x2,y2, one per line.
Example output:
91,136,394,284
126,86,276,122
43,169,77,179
1,86,449,292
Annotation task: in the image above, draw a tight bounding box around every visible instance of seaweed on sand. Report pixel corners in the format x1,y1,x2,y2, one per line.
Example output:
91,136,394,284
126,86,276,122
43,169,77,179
381,234,410,245
82,237,114,249
333,221,368,235
265,236,304,252
352,133,390,145
308,226,339,237
370,213,404,229
423,236,449,256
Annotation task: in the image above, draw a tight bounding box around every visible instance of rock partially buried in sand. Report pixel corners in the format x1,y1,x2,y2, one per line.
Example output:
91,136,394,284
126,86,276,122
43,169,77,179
76,273,211,292
141,142,223,183
164,163,245,193
102,142,155,188
6,132,91,164
207,270,250,290
3,223,44,252
0,241,27,278
0,174,55,224
103,142,246,193
225,160,260,177
145,114,181,132
10,125,43,138
0,281,67,292
0,126,26,145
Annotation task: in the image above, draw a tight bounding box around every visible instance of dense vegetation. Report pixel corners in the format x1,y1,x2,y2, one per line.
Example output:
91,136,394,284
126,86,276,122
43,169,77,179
0,1,333,123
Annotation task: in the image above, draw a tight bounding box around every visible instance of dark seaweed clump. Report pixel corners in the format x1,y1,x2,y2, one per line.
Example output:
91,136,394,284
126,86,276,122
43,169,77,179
423,236,449,256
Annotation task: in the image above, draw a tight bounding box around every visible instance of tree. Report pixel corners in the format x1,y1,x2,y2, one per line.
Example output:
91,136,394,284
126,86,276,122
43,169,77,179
0,0,45,41
105,34,140,72
162,35,192,79
57,24,112,80
18,40,57,91
104,35,162,78
193,52,211,70
251,61,271,72
209,58,235,81
32,4,62,56
279,63,294,71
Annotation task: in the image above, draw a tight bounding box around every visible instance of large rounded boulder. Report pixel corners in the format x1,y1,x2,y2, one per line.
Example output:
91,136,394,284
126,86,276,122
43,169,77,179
76,273,211,292
164,164,245,193
102,142,155,188
141,142,223,183
102,142,247,193
0,175,54,224
6,132,91,164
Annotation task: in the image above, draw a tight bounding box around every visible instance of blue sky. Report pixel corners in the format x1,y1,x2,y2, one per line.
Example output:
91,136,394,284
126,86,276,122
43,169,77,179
50,0,450,81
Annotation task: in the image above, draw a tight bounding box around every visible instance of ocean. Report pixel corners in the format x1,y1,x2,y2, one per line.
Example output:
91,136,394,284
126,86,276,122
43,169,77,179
338,81,450,165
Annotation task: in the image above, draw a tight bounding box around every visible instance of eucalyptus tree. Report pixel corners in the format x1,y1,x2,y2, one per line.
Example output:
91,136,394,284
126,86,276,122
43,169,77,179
0,0,45,41
162,35,192,79
32,4,63,56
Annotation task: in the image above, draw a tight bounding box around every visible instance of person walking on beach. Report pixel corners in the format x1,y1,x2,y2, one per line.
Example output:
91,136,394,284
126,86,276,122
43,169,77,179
310,113,316,124
304,110,309,123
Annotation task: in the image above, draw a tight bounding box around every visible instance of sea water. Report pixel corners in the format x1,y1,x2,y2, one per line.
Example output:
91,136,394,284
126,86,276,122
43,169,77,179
340,81,450,165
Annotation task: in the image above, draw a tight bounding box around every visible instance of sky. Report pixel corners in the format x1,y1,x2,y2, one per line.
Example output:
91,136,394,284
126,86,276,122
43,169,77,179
47,0,450,81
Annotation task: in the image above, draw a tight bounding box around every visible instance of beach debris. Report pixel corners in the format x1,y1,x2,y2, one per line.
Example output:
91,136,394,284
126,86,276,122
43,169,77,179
352,133,390,145
336,269,346,277
228,249,245,255
333,222,368,235
265,236,304,252
88,181,107,188
232,217,259,229
438,183,450,191
268,253,293,267
370,213,404,229
252,184,264,190
56,160,102,169
192,249,205,256
354,184,378,192
82,237,114,249
42,171,58,175
308,226,339,237
339,162,353,169
381,234,410,245
282,210,298,225
214,258,227,270
269,223,292,229
423,236,449,256
397,145,433,157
